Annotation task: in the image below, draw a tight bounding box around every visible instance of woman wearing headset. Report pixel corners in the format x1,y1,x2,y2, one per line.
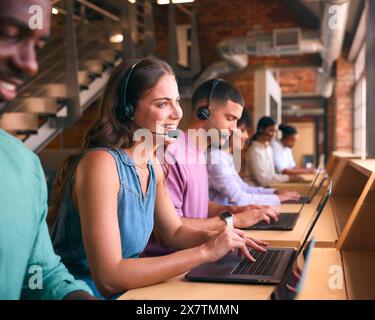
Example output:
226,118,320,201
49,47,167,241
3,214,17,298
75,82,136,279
48,58,267,299
246,116,305,187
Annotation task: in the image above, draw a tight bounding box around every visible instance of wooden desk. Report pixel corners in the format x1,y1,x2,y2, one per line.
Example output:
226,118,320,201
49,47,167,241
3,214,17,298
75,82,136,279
270,175,315,190
118,248,346,300
313,200,338,248
326,151,360,176
329,159,375,299
342,251,375,299
247,195,337,248
298,248,347,300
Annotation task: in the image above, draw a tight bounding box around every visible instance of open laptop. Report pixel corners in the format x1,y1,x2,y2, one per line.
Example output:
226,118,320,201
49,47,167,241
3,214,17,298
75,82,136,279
242,203,305,231
185,181,332,285
244,174,328,231
284,169,326,204
270,237,316,300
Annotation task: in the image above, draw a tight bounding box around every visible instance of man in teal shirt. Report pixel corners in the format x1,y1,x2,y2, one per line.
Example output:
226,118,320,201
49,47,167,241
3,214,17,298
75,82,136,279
0,0,93,299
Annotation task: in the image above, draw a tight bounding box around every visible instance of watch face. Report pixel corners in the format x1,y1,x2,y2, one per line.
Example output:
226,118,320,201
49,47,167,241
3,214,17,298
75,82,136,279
221,211,232,219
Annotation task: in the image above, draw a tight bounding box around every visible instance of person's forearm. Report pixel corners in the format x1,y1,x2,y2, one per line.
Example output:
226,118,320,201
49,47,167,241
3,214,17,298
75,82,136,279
99,245,210,297
64,291,98,300
170,224,216,249
180,216,226,231
207,201,222,217
207,201,234,217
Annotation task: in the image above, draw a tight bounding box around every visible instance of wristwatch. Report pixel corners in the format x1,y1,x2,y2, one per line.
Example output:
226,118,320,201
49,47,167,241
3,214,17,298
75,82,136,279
220,211,234,229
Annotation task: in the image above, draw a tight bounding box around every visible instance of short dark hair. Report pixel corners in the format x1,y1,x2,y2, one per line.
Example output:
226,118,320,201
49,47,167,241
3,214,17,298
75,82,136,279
279,124,298,138
191,79,245,110
237,107,251,128
251,116,276,141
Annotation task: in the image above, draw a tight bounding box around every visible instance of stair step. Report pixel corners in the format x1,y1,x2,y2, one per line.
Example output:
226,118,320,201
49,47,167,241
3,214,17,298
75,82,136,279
81,59,105,75
16,134,28,141
98,49,121,63
20,84,67,98
0,112,39,134
78,70,91,87
9,98,61,115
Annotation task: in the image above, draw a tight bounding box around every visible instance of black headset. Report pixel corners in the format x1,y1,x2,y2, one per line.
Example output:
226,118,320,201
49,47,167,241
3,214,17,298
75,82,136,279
196,79,222,121
118,59,144,121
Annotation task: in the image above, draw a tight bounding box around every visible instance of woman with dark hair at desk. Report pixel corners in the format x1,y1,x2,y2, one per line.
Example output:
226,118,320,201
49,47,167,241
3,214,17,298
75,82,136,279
48,58,267,299
207,109,300,205
246,116,305,187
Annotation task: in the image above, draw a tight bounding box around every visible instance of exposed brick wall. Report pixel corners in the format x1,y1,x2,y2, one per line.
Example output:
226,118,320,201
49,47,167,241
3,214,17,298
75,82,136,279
279,68,317,95
193,0,321,133
333,57,354,152
45,0,354,156
196,0,303,69
327,94,335,156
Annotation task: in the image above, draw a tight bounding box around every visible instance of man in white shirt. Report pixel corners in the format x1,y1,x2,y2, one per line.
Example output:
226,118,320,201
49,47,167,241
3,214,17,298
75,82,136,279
272,124,315,175
272,138,296,173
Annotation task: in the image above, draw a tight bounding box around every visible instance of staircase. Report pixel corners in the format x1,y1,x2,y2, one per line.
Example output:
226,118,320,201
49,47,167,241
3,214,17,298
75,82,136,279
0,0,201,153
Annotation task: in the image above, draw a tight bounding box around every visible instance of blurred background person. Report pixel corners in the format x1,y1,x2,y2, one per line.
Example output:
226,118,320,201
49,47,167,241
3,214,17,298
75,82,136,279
272,124,315,175
207,108,300,206
246,116,305,187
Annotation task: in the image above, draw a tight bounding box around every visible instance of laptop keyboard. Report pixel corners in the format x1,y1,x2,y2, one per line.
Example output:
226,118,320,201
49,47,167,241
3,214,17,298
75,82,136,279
255,213,296,227
232,249,284,276
284,196,308,204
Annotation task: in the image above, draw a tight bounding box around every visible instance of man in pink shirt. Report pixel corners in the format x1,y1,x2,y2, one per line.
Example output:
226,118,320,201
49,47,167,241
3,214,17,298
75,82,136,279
143,79,279,256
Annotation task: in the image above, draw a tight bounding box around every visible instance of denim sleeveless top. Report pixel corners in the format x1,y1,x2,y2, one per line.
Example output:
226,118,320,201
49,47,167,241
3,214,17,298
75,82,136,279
51,148,156,298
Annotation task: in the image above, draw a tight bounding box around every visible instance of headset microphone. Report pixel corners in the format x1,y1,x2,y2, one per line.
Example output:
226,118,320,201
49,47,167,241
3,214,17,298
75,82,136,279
149,128,179,139
206,117,230,140
166,129,179,139
131,121,180,139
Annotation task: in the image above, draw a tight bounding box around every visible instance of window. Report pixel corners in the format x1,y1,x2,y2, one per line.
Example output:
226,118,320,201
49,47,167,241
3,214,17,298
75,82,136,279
353,43,366,158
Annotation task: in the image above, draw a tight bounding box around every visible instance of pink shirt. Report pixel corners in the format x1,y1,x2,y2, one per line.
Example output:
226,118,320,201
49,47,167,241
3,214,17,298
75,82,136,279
164,131,209,219
142,132,209,256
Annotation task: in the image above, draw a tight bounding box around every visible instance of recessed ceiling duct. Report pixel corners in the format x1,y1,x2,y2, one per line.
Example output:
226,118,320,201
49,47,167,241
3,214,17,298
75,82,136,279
194,0,350,98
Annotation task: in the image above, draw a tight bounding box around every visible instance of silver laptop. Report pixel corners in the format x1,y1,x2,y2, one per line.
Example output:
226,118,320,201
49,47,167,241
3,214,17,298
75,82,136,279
243,204,305,231
246,174,328,231
185,182,332,285
284,169,326,204
270,237,316,300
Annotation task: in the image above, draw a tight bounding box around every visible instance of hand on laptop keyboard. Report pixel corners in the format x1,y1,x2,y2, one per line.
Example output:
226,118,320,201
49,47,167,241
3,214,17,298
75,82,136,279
202,227,268,263
232,205,280,228
277,190,301,203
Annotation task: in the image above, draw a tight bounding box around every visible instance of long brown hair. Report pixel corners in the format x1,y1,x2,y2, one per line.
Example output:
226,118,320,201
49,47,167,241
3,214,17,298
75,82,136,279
48,57,175,226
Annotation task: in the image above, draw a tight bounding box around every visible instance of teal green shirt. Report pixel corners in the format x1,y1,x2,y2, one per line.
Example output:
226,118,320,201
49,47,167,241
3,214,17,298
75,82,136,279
0,129,92,299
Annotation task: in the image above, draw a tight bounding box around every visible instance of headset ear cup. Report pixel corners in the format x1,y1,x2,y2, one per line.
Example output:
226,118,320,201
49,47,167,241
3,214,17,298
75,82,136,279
124,102,135,120
196,105,210,120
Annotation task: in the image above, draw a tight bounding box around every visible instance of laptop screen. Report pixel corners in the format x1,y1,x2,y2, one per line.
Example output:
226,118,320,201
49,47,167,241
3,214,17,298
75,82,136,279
298,181,332,256
305,168,323,199
270,237,316,300
270,182,332,300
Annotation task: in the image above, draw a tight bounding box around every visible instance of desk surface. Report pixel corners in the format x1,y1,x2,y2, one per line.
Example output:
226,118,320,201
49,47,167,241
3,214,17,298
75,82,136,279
270,174,315,189
118,248,346,300
249,195,337,248
342,251,375,299
297,248,347,300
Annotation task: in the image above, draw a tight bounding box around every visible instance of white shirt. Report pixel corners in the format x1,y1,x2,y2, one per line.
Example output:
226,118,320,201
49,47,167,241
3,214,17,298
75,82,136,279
207,148,280,206
247,140,290,187
271,139,296,173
